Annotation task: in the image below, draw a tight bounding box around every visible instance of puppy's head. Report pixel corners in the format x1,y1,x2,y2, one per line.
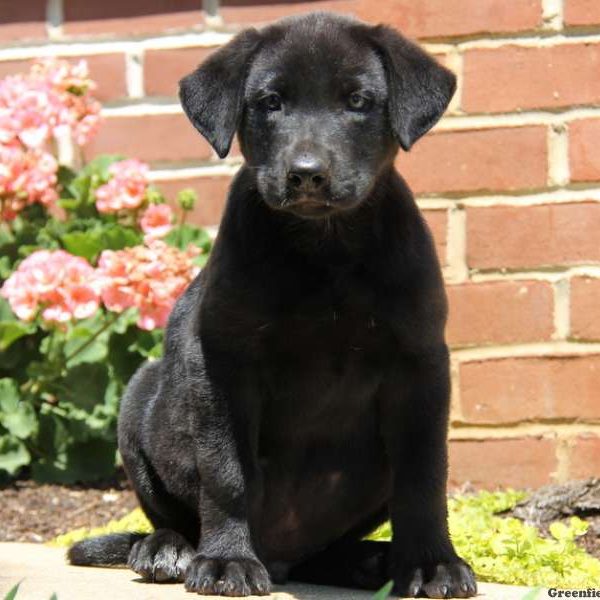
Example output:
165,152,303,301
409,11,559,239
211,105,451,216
180,13,455,219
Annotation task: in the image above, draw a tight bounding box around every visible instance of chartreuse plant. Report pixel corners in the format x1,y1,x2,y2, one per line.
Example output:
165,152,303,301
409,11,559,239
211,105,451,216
369,490,600,589
0,59,212,484
50,490,600,589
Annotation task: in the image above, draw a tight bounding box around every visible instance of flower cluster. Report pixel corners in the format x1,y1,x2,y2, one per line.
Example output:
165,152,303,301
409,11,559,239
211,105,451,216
94,159,174,241
95,159,150,214
96,241,200,330
1,250,101,323
0,58,101,220
0,58,101,150
1,242,200,330
139,203,174,241
0,145,58,220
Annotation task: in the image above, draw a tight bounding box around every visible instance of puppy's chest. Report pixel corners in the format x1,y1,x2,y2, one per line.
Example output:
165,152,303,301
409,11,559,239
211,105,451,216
258,301,396,425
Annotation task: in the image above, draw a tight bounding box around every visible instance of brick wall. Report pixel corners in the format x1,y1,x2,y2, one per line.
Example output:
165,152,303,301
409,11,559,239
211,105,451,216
2,0,599,489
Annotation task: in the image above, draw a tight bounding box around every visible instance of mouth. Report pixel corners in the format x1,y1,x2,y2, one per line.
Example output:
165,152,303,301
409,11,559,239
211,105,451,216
283,196,339,218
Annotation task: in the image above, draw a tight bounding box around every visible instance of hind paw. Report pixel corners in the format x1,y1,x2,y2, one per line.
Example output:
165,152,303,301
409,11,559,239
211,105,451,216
128,529,194,583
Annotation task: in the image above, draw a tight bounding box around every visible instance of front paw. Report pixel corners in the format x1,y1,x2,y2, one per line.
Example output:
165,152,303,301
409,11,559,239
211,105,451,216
185,555,271,596
394,558,477,598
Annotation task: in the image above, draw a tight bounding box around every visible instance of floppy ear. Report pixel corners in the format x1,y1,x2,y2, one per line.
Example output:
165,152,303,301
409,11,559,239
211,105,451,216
368,25,456,151
179,29,262,158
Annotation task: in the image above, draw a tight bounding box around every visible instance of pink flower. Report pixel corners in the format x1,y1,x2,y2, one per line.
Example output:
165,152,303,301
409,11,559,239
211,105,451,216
0,58,101,149
140,204,174,241
0,144,58,220
96,241,199,330
95,159,150,214
1,250,101,324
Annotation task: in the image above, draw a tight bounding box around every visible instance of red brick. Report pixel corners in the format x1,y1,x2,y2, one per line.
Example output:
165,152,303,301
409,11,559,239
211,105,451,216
145,47,217,98
463,44,600,113
569,435,600,480
63,0,203,37
449,437,556,489
397,126,547,195
0,55,126,103
569,119,600,183
422,210,448,266
446,280,554,348
155,175,234,226
0,0,46,42
570,277,600,341
459,355,600,423
467,203,600,270
220,0,542,40
565,0,600,26
84,113,214,164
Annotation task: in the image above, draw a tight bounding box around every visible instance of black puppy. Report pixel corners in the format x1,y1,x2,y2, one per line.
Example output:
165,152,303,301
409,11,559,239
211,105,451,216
69,12,477,599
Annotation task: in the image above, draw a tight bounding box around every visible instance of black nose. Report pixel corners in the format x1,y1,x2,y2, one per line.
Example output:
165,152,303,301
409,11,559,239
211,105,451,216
287,155,329,192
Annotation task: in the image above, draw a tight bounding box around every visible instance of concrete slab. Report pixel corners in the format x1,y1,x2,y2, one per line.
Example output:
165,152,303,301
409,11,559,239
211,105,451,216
0,543,538,600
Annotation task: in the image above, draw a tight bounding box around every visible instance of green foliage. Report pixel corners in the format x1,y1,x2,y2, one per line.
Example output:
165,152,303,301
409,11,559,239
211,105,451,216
368,489,600,589
3,582,22,600
0,155,211,484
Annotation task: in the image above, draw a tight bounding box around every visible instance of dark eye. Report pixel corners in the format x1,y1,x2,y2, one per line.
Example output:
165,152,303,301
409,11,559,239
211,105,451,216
261,93,282,111
348,92,368,111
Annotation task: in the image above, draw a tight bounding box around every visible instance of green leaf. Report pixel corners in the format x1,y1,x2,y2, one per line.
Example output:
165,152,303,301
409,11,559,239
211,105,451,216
0,223,16,248
372,580,393,600
0,321,36,352
0,379,37,439
108,326,146,383
3,581,22,600
128,329,164,359
57,165,77,192
35,410,70,458
0,255,12,278
0,378,19,410
64,319,109,368
549,522,571,541
100,224,142,251
61,363,109,412
61,231,103,262
1,402,37,440
0,434,30,475
164,224,212,253
0,298,16,322
32,438,117,484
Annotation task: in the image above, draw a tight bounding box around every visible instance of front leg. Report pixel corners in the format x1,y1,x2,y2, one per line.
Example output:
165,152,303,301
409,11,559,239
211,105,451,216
183,358,271,596
380,346,476,598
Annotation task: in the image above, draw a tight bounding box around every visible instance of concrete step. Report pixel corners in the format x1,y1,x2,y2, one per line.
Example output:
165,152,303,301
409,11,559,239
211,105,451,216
0,543,538,600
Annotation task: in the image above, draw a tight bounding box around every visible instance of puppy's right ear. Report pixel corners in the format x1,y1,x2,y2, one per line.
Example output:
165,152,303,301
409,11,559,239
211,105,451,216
179,29,262,159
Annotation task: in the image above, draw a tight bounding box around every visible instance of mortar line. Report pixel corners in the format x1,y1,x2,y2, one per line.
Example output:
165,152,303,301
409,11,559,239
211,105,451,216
452,341,600,361
448,422,600,440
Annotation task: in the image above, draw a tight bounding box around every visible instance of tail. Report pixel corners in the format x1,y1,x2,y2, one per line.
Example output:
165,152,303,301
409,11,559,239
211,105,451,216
67,532,148,566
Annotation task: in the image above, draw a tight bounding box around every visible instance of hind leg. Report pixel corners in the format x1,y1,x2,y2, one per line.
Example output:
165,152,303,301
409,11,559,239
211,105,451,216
118,361,199,582
289,540,390,590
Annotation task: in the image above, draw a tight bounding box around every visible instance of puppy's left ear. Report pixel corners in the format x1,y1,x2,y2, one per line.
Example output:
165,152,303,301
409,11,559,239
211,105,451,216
179,28,262,158
368,25,456,151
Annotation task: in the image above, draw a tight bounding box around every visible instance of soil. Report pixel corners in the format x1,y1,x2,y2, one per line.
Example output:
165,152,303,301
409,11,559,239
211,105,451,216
0,474,598,562
0,471,137,543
